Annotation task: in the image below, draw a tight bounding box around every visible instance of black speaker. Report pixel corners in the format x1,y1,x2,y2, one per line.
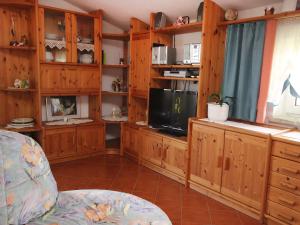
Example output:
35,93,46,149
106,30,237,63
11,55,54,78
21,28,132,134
154,12,167,29
197,2,204,22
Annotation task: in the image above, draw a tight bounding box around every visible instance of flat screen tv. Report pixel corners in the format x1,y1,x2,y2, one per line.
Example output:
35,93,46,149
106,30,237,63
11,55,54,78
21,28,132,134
149,88,197,136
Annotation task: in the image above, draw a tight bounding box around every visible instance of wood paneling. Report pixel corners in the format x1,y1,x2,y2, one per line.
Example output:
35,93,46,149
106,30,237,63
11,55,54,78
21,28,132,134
142,131,163,166
190,124,224,192
77,125,104,153
221,131,268,210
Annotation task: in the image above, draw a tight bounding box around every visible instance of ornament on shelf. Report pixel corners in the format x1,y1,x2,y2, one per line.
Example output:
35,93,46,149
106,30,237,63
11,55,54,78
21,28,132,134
225,9,238,21
175,16,190,26
265,6,275,15
112,78,122,92
13,78,30,89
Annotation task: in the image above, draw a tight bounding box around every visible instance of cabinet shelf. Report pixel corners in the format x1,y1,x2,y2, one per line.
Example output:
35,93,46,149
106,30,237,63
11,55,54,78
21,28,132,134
0,46,36,51
152,76,199,81
0,1,35,7
0,88,37,93
1,125,41,133
102,64,129,69
102,33,130,41
102,91,128,96
152,64,200,69
153,21,202,35
40,62,100,67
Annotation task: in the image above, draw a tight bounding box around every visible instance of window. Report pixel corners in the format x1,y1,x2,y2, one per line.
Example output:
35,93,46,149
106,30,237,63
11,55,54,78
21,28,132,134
267,18,300,126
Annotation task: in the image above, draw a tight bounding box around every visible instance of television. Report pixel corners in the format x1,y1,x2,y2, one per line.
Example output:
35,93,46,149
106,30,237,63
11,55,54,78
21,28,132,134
149,88,198,136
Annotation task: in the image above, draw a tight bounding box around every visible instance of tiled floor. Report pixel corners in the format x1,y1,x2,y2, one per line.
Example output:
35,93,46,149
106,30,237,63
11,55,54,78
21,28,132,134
51,155,261,225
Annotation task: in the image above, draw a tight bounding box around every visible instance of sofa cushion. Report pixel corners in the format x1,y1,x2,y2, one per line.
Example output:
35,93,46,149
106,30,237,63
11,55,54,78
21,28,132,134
27,190,172,225
0,131,58,225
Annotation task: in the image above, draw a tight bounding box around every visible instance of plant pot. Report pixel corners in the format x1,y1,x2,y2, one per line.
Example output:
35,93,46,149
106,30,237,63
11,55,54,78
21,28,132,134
207,103,229,122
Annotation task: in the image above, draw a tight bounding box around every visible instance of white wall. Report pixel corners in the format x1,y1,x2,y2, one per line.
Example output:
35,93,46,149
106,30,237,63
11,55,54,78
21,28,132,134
238,0,298,19
39,0,86,12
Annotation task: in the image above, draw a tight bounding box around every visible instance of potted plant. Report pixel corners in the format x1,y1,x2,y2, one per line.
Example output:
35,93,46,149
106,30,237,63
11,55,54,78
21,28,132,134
207,93,234,122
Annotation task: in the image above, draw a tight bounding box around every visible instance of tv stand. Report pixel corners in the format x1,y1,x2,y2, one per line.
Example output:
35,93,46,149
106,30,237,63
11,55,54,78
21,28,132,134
158,128,186,137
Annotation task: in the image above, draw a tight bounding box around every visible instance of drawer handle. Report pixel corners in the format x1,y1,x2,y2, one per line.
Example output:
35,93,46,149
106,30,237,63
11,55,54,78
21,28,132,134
281,167,299,175
280,182,298,190
278,197,296,206
277,213,294,222
281,150,300,158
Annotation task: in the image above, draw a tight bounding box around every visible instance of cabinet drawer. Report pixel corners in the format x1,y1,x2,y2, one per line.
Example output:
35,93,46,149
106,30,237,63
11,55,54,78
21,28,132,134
269,186,300,213
270,172,300,196
271,157,300,180
273,141,300,163
267,201,300,225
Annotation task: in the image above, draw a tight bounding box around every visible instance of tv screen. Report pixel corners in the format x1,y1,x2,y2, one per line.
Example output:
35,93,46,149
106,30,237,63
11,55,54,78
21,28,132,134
149,88,197,136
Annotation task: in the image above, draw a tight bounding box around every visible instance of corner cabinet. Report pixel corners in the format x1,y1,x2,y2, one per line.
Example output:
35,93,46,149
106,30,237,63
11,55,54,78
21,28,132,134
188,119,282,220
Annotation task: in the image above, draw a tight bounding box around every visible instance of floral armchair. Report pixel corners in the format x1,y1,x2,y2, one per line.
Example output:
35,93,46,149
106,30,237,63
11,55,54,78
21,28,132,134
0,130,172,225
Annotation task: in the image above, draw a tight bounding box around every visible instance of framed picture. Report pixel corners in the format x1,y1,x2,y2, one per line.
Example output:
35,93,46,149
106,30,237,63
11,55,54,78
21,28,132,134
46,96,81,121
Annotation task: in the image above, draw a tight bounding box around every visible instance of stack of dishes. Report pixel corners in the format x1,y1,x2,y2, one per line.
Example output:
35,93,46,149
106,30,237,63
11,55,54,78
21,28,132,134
6,118,35,129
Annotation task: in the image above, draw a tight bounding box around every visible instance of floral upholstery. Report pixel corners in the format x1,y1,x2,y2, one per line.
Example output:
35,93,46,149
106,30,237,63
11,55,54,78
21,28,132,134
27,190,171,225
0,130,172,225
0,130,58,225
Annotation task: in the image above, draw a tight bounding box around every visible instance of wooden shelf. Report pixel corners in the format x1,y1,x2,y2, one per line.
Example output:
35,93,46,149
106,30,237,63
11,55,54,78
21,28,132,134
1,125,42,133
102,120,127,124
0,46,36,51
41,89,100,96
152,64,200,69
219,10,300,26
0,1,35,7
153,21,202,34
102,64,129,69
0,88,37,93
40,62,100,67
152,76,199,81
102,91,128,96
102,33,130,41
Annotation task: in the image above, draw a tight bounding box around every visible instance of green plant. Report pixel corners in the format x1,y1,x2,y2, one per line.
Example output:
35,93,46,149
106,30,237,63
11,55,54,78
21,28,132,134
208,93,234,106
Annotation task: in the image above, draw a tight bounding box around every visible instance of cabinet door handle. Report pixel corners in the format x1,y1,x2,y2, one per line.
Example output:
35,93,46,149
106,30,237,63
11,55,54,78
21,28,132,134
280,182,298,190
217,156,223,168
277,213,294,222
278,197,296,206
224,157,230,171
280,150,300,158
280,167,299,175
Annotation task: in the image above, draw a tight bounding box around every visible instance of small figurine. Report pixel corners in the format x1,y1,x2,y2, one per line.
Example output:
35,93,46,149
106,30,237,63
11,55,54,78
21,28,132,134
18,35,28,47
225,9,238,21
175,16,190,26
119,58,124,65
265,7,275,15
112,78,122,92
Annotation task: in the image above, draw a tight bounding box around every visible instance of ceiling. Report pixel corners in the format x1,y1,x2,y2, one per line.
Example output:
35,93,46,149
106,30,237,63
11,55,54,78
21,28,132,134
64,0,282,30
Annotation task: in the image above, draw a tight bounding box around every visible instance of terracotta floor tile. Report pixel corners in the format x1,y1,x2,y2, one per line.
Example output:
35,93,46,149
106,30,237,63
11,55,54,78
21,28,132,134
51,156,261,225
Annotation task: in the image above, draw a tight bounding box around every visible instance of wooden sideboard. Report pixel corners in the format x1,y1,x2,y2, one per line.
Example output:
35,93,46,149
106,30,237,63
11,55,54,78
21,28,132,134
43,122,105,163
188,119,285,221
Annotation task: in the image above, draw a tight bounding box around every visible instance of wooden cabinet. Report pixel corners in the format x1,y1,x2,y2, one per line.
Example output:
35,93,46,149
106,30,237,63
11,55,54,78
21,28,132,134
162,138,187,177
44,123,105,162
38,6,101,64
141,129,188,183
121,123,140,159
142,131,163,166
77,125,104,153
40,64,100,94
190,124,224,192
44,127,77,159
221,131,268,210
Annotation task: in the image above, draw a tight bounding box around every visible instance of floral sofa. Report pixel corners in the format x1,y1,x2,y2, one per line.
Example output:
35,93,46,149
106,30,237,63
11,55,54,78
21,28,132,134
0,130,172,225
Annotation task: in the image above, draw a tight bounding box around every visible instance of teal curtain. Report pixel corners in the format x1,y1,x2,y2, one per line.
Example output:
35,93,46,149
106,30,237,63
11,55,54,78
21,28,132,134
222,21,266,122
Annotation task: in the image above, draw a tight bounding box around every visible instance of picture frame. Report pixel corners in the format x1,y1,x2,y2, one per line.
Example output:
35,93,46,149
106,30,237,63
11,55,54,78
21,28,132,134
46,96,81,121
